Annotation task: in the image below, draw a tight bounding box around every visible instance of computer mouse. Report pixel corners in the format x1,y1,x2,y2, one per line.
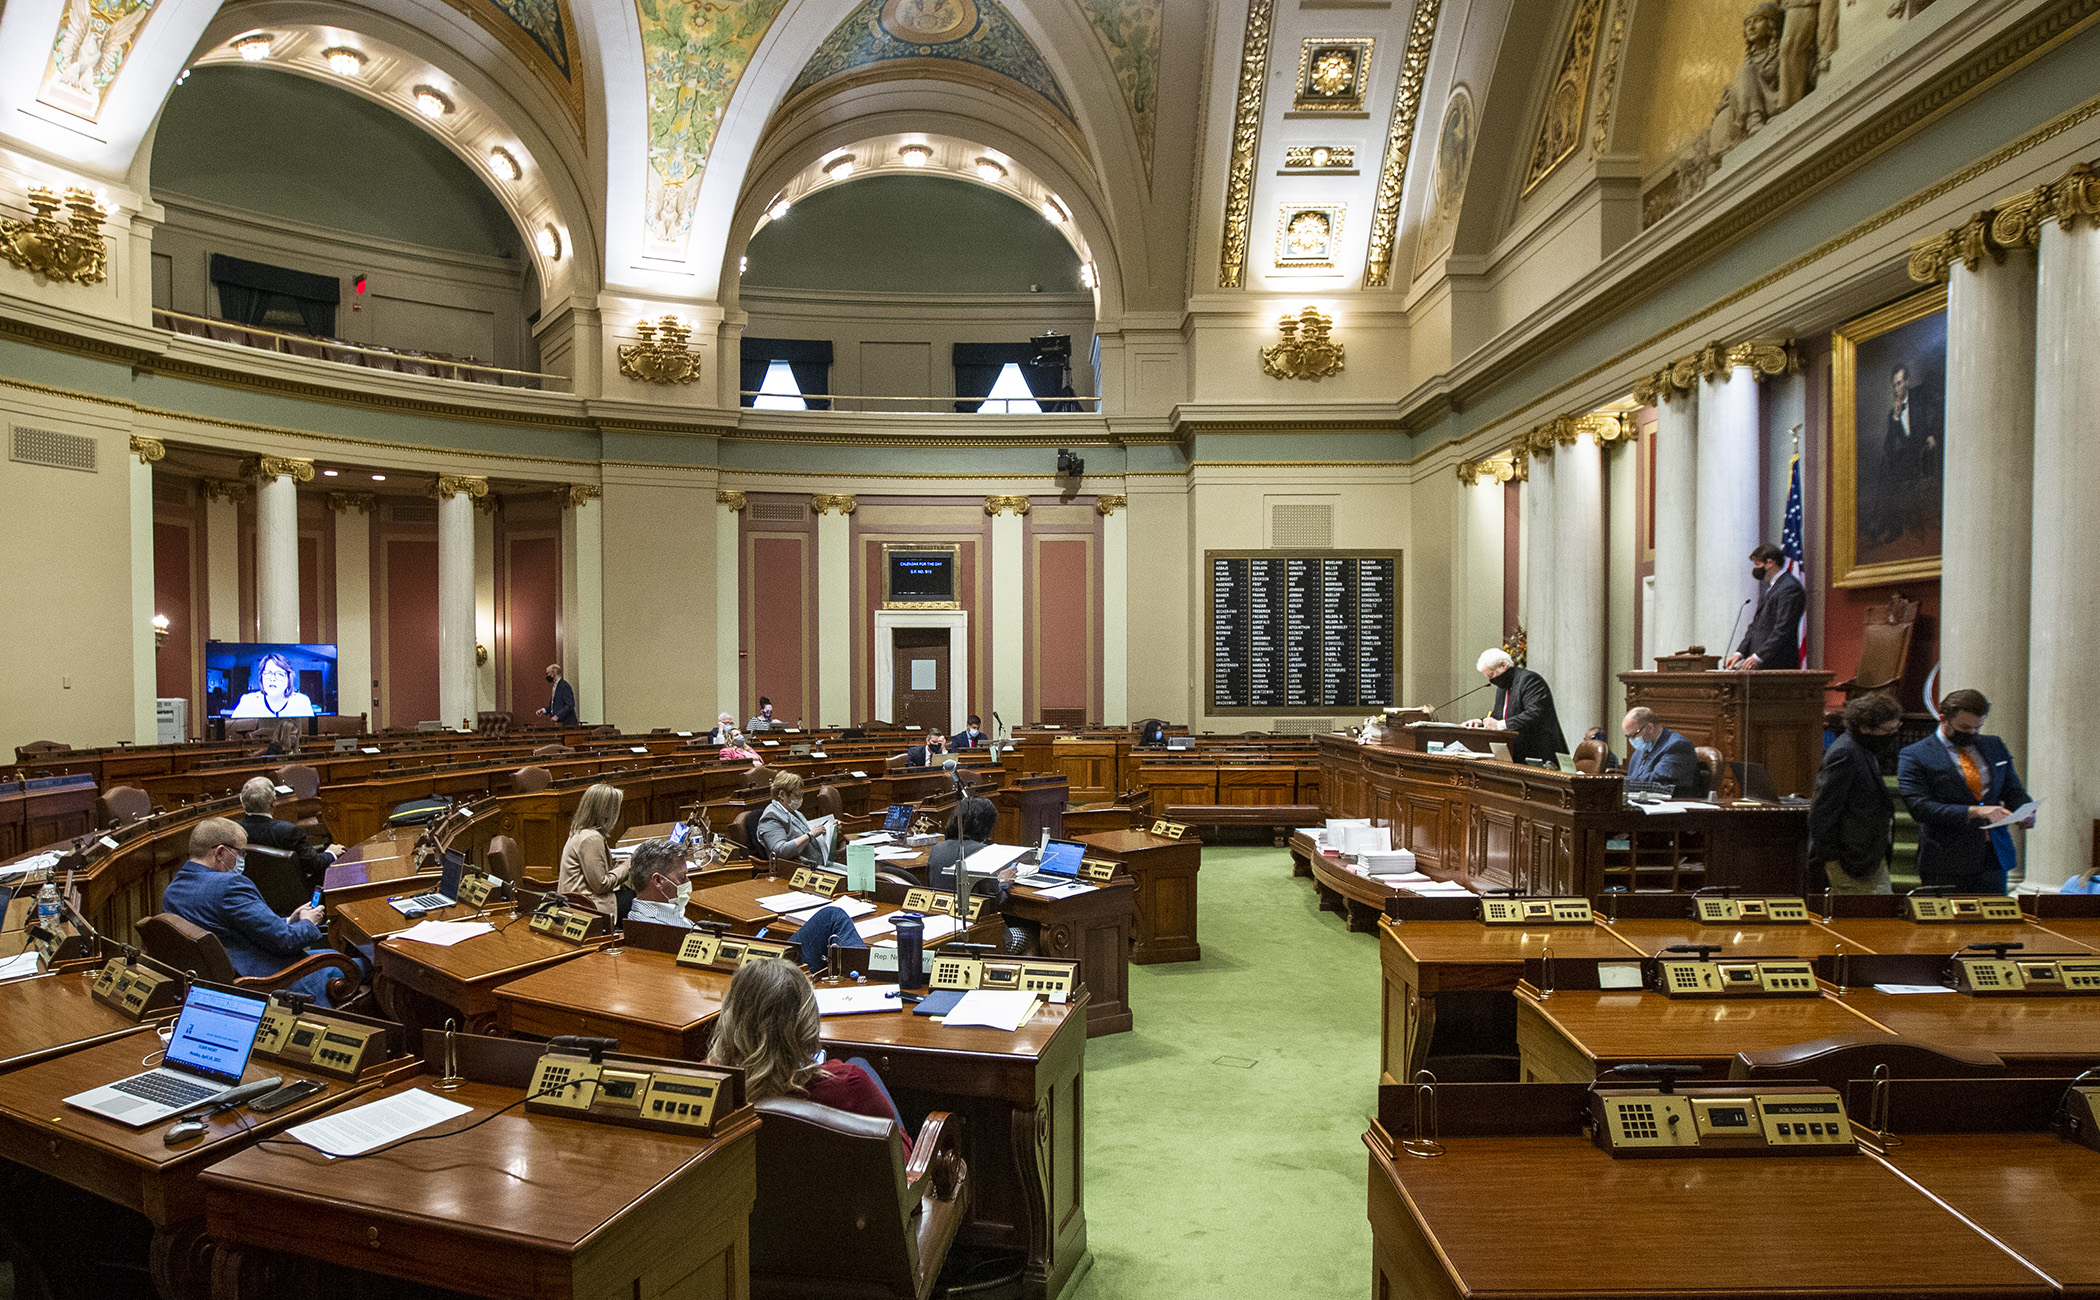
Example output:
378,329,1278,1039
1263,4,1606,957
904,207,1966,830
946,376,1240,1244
163,1119,207,1145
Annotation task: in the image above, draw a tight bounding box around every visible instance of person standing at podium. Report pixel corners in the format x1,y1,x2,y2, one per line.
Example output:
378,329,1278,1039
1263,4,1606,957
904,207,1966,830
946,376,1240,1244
1463,648,1566,765
1722,545,1805,670
1897,689,2033,894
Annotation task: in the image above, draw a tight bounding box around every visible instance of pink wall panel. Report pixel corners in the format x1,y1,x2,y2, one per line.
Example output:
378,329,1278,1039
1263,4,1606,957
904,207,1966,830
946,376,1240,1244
153,522,194,707
298,535,320,643
1035,538,1089,712
506,535,560,716
750,536,807,725
386,539,440,725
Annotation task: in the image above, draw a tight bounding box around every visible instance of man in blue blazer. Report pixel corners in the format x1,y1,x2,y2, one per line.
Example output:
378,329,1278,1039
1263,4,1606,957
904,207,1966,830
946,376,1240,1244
1896,688,2034,894
1620,707,1700,796
538,662,578,726
162,817,341,1006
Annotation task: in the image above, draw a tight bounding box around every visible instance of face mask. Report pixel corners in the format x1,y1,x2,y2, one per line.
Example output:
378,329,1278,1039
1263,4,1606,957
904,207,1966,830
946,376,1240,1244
1948,728,1981,748
1870,732,1902,755
1629,736,1647,753
546,675,555,683
673,880,692,905
231,852,247,873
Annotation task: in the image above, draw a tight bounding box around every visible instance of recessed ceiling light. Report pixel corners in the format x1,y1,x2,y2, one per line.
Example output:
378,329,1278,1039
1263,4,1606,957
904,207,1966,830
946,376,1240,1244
322,469,339,477
975,158,1007,182
739,255,748,275
823,155,855,179
322,47,365,76
767,198,792,221
232,34,273,61
412,86,452,118
1079,261,1098,289
371,474,387,482
489,147,521,181
1040,198,1066,223
535,225,562,259
898,144,933,167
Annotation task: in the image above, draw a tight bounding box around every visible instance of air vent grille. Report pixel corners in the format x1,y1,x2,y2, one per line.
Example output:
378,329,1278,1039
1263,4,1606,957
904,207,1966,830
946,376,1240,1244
1272,717,1334,736
389,501,437,523
10,425,97,473
1270,503,1333,548
749,501,807,523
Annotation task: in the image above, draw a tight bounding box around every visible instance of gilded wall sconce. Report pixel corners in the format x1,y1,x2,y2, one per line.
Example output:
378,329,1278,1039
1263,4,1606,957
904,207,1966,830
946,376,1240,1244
0,186,108,285
617,315,702,384
1260,306,1346,381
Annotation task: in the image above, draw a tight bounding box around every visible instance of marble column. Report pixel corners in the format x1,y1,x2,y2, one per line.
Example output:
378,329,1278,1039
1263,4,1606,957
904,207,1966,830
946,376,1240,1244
327,493,375,729
559,485,604,726
251,455,311,643
1521,445,1557,690
1460,465,1507,689
1553,422,1607,739
1694,360,1763,656
200,479,245,641
129,436,163,742
1099,494,1129,725
1649,388,1699,660
988,495,1029,728
474,498,498,714
435,475,485,730
2026,189,2100,888
1940,237,2037,771
716,491,746,720
814,495,855,728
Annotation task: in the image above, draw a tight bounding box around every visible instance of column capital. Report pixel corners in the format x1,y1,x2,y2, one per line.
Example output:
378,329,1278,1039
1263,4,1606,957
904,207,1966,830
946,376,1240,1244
1570,412,1632,445
245,454,314,483
128,434,164,465
1456,457,1515,486
555,483,601,509
1523,422,1560,455
1988,183,2054,252
811,493,857,516
432,473,489,501
716,489,748,511
1094,493,1127,515
198,477,251,505
1722,338,1796,379
984,494,1031,517
323,491,377,514
1508,444,1530,481
2046,159,2100,232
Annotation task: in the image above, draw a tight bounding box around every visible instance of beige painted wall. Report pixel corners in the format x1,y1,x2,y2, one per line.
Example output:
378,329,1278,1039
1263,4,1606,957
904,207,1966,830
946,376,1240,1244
597,471,720,732
1123,481,1190,725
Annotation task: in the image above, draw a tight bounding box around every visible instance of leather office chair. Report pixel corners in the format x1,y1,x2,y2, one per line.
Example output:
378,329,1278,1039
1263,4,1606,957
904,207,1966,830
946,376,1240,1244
274,763,328,841
1832,593,1919,700
17,740,72,758
589,725,620,740
811,785,843,820
225,719,262,738
1571,738,1609,775
94,785,152,828
476,711,512,737
316,714,364,737
730,809,768,862
241,844,310,915
484,835,522,883
512,766,554,794
1693,745,1724,797
135,913,364,1007
1729,1034,2003,1092
749,1097,967,1300
532,743,571,757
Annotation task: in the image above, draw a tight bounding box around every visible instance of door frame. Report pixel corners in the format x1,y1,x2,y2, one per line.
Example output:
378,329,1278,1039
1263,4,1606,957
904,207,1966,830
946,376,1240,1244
873,609,968,735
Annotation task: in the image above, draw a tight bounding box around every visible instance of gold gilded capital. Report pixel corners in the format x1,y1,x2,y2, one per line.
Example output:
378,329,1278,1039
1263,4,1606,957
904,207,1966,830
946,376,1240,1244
128,434,164,465
1907,229,1960,284
1988,184,2052,251
1509,444,1530,482
811,493,857,516
247,454,315,483
198,477,251,505
1094,493,1127,515
433,473,489,500
323,491,377,514
1723,339,1796,378
716,489,748,512
555,483,601,509
984,494,1031,517
2048,161,2100,232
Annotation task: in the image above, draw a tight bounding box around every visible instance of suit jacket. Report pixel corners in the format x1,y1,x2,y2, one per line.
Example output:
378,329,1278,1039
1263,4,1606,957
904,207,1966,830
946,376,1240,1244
162,860,324,980
905,745,950,767
1897,732,2029,884
955,728,989,750
1625,728,1699,797
236,812,333,888
1489,667,1567,765
1809,732,1893,878
756,800,827,868
546,678,577,725
1739,571,1806,669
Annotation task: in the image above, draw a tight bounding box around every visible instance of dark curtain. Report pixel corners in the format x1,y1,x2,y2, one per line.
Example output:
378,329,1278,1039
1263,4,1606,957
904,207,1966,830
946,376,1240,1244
1017,359,1078,411
740,337,833,410
293,298,336,337
953,342,1037,413
213,281,268,326
209,254,339,337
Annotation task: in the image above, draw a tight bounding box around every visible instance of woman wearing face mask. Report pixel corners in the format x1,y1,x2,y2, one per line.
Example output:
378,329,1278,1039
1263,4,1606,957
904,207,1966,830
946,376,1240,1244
1808,692,1903,895
755,772,862,966
558,783,632,919
623,839,694,927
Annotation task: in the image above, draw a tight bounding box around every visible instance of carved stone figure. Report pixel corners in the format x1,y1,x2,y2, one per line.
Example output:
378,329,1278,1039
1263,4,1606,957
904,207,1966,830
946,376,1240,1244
1777,0,1838,107
1712,2,1785,156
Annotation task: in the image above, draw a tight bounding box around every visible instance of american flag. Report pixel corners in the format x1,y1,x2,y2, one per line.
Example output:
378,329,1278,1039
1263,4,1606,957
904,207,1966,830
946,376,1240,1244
1782,452,1807,666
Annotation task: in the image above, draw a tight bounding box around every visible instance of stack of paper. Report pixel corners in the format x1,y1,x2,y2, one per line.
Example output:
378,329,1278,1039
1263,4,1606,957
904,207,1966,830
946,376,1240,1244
963,844,1033,873
782,897,877,925
855,915,897,940
287,1089,474,1157
756,890,833,913
872,914,962,944
871,847,920,862
392,920,495,947
1030,881,1096,900
940,989,1041,1031
0,951,44,982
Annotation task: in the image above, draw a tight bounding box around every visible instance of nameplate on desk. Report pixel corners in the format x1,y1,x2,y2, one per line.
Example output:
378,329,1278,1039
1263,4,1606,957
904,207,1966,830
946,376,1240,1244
1906,894,2022,923
1149,819,1191,839
788,867,845,897
526,1051,739,1135
98,834,120,851
1480,897,1592,925
677,731,692,737
362,746,380,754
905,725,921,731
630,746,649,754
1590,1086,1856,1157
1953,953,2100,996
762,739,780,747
1079,858,1123,883
91,959,181,1019
528,905,609,943
255,1004,387,1078
1656,957,1819,998
850,771,868,778
1694,896,1809,924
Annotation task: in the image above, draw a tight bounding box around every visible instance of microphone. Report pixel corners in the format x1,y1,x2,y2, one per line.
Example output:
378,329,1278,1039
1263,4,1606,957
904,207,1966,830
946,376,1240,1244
1723,597,1755,665
1427,680,1493,720
198,1076,286,1113
942,756,965,794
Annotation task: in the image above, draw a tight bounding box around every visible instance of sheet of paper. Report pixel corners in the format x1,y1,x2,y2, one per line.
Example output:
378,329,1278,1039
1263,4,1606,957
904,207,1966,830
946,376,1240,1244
0,851,62,884
0,951,43,982
1983,801,2040,829
851,832,896,845
287,1088,474,1158
855,915,897,940
1030,882,1097,900
1873,983,1957,995
846,843,876,893
814,985,904,1015
940,989,1041,1031
918,914,963,942
391,920,495,947
783,897,878,925
964,844,1033,873
1598,963,1645,989
755,890,832,913
871,847,921,862
1636,803,1688,815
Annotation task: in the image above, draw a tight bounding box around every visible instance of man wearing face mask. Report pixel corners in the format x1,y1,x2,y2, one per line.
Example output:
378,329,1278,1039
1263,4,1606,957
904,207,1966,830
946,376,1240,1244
1620,707,1698,797
162,818,342,1005
538,662,578,726
1897,688,2035,894
624,839,696,928
1463,648,1566,765
1809,693,1902,894
1722,544,1806,670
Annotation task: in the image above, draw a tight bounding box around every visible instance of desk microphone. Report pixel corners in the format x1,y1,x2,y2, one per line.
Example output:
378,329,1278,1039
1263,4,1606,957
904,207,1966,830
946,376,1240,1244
942,756,966,794
1722,597,1754,665
1427,681,1493,720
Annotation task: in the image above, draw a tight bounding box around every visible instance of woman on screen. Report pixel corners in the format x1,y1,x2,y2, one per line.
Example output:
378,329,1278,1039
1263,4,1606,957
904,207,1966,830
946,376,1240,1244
230,653,315,718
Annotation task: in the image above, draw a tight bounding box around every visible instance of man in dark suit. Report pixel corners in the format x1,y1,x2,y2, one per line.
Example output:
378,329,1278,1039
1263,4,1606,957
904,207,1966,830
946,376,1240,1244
955,715,990,749
538,662,578,725
1620,707,1699,797
1872,362,1941,544
235,776,342,888
162,817,342,1006
1896,688,2034,894
1464,648,1566,766
1810,693,1902,894
1723,544,1806,670
905,729,951,767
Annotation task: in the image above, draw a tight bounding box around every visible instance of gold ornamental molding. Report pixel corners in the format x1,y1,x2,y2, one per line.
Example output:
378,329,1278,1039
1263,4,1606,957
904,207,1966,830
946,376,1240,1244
555,483,601,509
1588,0,1631,160
0,186,108,285
811,493,857,516
197,477,250,505
1094,493,1127,515
616,316,702,385
432,473,489,500
984,494,1031,517
128,434,164,465
1726,339,1797,377
1909,159,2100,283
1456,456,1517,486
1217,0,1276,289
1362,0,1442,288
1523,0,1605,195
323,491,377,514
245,454,315,483
1634,337,1796,403
716,489,747,511
1260,307,1345,381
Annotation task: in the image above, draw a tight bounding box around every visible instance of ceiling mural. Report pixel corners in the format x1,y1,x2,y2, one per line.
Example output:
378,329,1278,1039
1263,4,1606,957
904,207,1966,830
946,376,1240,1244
456,0,587,127
38,0,162,121
785,0,1075,124
638,0,792,259
1073,0,1163,178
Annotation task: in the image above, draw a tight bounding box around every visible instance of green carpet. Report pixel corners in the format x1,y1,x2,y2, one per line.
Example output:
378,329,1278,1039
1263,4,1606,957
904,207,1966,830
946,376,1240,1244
1067,846,1378,1299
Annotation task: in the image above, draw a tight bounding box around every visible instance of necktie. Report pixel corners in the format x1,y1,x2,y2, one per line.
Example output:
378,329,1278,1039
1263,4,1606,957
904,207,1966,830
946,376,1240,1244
1957,747,1985,801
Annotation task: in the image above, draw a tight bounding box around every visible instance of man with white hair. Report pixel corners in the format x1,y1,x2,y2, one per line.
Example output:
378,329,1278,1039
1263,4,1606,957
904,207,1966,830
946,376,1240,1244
1464,648,1567,765
236,776,344,887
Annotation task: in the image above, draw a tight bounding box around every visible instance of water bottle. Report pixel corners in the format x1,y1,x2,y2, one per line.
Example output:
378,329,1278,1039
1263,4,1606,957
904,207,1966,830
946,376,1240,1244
35,881,62,935
892,912,926,989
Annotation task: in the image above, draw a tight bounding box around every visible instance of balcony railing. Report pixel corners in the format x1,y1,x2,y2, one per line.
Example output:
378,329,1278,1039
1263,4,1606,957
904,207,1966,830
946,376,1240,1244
738,391,1103,414
152,308,569,391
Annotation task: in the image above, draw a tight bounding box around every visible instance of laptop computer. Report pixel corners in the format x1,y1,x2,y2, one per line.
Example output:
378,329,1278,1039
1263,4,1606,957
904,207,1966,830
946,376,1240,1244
882,804,914,833
390,849,466,914
1730,761,1782,803
1014,839,1087,889
65,983,269,1127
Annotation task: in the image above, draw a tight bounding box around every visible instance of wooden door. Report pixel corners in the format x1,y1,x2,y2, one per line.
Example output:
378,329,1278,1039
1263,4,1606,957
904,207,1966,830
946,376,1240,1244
891,630,950,729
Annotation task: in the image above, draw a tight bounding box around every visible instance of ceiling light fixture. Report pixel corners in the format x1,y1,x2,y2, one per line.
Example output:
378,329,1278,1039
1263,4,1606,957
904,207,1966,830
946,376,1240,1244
535,225,563,260
1079,261,1098,289
322,469,339,477
739,255,748,275
767,198,792,221
823,155,855,179
370,474,387,482
232,34,273,61
974,158,1007,182
1040,198,1066,223
322,47,365,76
489,147,521,181
898,144,933,166
412,86,452,118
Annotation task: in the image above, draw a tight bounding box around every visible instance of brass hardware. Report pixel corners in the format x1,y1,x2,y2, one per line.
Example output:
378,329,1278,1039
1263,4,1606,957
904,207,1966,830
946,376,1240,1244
1260,308,1345,381
617,315,702,385
0,186,108,284
1402,1069,1444,1158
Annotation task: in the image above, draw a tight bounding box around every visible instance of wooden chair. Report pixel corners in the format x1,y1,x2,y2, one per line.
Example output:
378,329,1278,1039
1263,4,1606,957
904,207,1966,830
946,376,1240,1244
1729,1034,2003,1092
1833,593,1919,700
316,714,364,737
94,785,152,828
135,913,364,1006
749,1097,968,1300
511,766,553,794
1693,745,1724,798
484,835,522,883
589,725,620,740
16,740,72,758
532,743,571,757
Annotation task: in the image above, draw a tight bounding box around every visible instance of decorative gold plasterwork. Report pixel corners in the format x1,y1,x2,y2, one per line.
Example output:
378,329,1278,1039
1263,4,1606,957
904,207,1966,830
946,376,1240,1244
1456,457,1516,485
433,473,490,500
616,315,702,385
1508,444,1530,482
197,478,250,505
984,494,1031,517
1989,184,2054,252
2049,160,2100,228
245,454,315,483
1294,37,1373,112
0,186,108,285
1911,162,2100,284
1094,493,1127,515
716,489,747,511
1588,0,1630,159
555,483,602,509
1260,307,1345,381
1284,146,1354,170
1523,0,1604,195
1217,0,1275,289
323,491,377,514
128,434,163,465
811,493,857,516
1725,339,1797,377
1362,0,1441,287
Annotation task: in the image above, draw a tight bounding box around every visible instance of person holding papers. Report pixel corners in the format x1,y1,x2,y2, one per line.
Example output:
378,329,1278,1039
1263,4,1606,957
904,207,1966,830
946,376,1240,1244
1896,688,2035,895
707,960,909,1155
624,840,693,928
1462,648,1566,765
758,772,835,870
558,784,634,920
163,818,345,1006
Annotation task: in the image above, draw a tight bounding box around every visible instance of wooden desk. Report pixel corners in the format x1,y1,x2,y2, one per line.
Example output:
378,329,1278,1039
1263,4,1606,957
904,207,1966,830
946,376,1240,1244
816,989,1087,1300
1074,828,1199,964
1874,1133,2100,1300
1816,916,2065,955
688,875,809,929
1831,989,2100,1075
1397,721,1513,752
1379,918,1643,1083
200,1073,759,1300
1621,667,1833,800
495,946,730,1059
1366,1126,2054,1300
1515,988,1892,1082
1601,918,1854,959
1307,848,1408,932
374,909,609,1034
0,970,159,1074
1006,878,1136,1037
331,893,486,947
2036,916,2100,950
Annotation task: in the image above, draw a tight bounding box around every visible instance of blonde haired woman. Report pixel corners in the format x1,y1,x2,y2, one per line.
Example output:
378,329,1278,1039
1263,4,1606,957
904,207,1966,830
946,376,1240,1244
558,783,631,919
707,958,908,1154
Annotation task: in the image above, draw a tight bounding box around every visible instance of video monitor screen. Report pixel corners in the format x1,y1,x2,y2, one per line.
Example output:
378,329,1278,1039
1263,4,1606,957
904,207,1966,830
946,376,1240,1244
205,643,339,718
887,552,955,602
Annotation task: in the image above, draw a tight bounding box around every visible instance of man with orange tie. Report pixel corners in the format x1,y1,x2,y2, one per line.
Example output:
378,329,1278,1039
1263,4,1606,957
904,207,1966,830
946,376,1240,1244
1896,689,2034,894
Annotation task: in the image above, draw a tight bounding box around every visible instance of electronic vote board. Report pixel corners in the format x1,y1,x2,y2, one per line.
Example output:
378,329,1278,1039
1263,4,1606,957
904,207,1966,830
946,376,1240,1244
1207,550,1398,712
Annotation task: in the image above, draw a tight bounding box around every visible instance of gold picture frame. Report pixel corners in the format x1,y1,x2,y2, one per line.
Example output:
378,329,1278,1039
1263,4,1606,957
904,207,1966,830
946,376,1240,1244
1831,285,1946,588
881,542,962,609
